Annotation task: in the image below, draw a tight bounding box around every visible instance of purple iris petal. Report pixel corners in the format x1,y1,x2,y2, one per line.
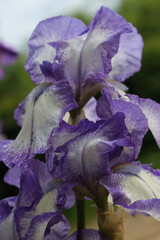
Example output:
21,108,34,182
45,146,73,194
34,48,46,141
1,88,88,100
127,93,160,148
0,197,16,224
83,97,100,122
97,87,148,160
100,162,160,220
4,158,52,188
25,15,86,84
44,215,70,240
48,113,132,194
0,158,74,239
25,6,142,106
51,7,132,102
108,24,143,82
66,229,107,240
0,79,77,167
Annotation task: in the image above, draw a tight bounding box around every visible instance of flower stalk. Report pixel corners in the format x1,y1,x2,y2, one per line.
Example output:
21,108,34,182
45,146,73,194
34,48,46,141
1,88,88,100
97,205,125,240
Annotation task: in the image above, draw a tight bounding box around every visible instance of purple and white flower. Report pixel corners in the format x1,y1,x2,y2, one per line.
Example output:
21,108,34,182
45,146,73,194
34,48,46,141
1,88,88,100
47,113,160,221
0,6,143,167
0,80,77,167
0,159,74,240
25,6,143,106
0,42,18,80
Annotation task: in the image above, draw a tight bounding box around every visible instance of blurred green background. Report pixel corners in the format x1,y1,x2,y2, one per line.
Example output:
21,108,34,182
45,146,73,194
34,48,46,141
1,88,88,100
0,0,160,234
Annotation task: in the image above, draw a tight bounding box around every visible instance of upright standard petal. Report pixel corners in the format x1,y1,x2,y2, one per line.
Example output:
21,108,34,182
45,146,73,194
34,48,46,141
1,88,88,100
25,16,86,84
100,163,160,220
109,25,143,82
0,79,77,167
51,7,132,102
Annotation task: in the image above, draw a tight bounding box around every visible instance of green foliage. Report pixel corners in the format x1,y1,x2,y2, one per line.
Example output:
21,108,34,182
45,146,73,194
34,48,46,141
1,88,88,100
119,0,160,166
0,55,35,138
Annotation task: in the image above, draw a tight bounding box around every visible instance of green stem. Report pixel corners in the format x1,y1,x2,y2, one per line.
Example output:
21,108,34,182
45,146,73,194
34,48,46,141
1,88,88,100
76,197,86,230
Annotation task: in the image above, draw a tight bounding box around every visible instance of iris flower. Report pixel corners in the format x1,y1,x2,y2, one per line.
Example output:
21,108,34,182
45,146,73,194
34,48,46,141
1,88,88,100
85,85,160,158
0,42,18,80
0,6,143,167
46,113,160,221
0,159,75,240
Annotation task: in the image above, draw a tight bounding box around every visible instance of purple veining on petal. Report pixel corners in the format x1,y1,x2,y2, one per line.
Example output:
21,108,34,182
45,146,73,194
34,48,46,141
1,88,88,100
0,79,77,167
50,7,132,102
44,215,70,240
100,162,160,220
47,113,132,196
25,15,87,84
0,197,17,224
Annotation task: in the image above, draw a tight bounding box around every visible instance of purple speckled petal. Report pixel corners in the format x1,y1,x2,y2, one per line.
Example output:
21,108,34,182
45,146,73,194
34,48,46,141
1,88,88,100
109,25,143,82
97,88,148,160
127,94,160,148
25,16,86,84
66,229,107,240
100,162,160,220
0,79,77,167
51,7,132,100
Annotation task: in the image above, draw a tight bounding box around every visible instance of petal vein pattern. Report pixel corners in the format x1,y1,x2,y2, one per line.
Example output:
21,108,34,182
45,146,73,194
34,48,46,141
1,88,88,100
25,16,87,84
0,80,77,167
100,163,160,220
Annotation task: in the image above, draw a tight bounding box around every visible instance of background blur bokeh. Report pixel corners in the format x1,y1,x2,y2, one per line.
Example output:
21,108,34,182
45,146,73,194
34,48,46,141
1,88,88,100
0,0,160,237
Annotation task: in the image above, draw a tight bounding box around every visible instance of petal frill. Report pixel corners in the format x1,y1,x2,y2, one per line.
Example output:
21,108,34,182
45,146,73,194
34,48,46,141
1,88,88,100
25,16,87,84
46,118,97,176
127,94,160,148
97,88,148,160
66,229,107,240
4,158,52,188
51,7,132,101
109,25,143,82
24,180,75,240
100,163,160,220
48,114,132,191
44,215,70,240
0,80,77,167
